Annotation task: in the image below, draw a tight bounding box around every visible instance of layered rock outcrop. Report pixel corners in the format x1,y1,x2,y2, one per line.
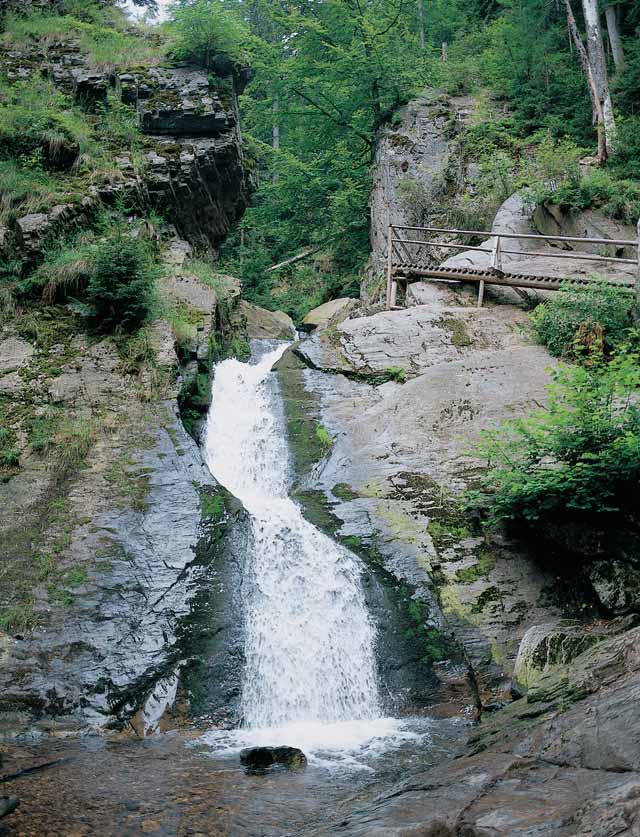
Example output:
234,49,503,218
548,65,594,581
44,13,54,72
0,40,254,262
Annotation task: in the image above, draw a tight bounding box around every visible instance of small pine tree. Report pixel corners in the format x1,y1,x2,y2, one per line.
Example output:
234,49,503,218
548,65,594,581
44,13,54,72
85,234,155,332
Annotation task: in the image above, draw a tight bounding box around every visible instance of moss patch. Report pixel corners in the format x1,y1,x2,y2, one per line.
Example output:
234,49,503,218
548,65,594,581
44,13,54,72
438,316,474,349
455,548,496,583
332,482,359,501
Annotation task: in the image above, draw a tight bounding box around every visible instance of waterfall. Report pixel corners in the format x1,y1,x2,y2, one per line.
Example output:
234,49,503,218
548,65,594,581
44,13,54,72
203,342,382,737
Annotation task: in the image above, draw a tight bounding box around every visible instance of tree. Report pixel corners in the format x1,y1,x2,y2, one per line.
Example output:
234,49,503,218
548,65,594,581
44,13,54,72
604,3,625,71
564,0,611,162
582,0,616,154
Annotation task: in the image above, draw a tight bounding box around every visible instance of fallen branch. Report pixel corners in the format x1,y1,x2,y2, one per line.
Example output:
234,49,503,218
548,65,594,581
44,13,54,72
266,247,321,273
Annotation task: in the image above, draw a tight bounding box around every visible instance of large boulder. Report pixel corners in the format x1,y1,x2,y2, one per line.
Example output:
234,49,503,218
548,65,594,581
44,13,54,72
301,298,357,332
513,621,604,692
588,559,640,616
236,301,295,340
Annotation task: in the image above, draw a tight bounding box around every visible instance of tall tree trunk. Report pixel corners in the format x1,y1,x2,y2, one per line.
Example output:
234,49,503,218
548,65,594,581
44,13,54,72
581,0,616,155
417,0,425,50
604,4,625,71
564,0,608,163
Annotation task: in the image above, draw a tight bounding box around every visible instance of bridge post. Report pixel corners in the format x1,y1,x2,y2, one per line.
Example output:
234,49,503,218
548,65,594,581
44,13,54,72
636,219,640,326
390,279,398,308
386,225,393,310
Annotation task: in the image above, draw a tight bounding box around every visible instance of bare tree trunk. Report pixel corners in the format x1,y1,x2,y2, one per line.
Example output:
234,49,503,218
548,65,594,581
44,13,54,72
581,0,616,155
605,4,625,71
564,0,608,163
418,0,425,50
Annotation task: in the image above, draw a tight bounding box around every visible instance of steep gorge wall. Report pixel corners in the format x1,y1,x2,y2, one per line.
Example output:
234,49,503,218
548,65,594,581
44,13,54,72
0,20,262,729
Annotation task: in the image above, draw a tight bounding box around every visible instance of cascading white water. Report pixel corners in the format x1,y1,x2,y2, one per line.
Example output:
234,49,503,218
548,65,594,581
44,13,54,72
203,342,382,738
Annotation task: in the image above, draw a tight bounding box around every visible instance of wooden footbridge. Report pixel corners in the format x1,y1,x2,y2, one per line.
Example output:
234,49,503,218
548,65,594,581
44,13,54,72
385,223,640,309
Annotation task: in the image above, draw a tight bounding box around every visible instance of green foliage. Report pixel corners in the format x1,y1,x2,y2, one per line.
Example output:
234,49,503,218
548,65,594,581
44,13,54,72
332,483,358,501
212,0,431,309
532,163,640,226
84,233,157,332
0,74,143,225
0,603,36,633
3,10,165,68
168,0,251,66
0,78,91,169
613,117,640,180
200,490,225,521
465,349,640,525
315,424,333,452
1,447,20,467
382,366,408,383
531,283,634,359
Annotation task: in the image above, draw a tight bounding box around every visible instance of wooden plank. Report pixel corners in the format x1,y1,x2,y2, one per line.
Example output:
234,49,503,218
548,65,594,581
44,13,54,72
390,279,398,307
391,238,635,265
386,225,393,310
393,267,634,292
477,279,485,308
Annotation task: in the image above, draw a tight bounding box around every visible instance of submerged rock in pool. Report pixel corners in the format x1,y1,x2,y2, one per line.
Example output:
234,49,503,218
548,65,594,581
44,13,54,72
240,746,307,770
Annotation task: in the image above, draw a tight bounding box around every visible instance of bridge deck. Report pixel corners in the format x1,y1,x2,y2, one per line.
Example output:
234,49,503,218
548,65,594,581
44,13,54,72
392,264,635,292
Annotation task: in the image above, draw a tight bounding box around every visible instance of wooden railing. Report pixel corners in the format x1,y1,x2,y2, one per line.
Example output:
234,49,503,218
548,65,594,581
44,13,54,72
386,222,640,309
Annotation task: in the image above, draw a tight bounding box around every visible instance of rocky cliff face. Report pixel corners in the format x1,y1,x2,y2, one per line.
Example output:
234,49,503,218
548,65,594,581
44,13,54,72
0,242,256,729
0,40,254,264
0,14,261,728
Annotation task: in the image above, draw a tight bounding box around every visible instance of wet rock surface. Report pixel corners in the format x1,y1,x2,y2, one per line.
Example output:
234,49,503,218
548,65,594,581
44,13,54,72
322,627,640,835
0,258,253,728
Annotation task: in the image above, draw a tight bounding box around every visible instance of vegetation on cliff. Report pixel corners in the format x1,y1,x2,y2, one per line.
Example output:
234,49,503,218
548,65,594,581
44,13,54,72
466,348,640,526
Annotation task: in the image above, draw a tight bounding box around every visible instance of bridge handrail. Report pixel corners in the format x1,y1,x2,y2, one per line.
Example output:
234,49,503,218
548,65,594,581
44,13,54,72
390,224,638,248
391,238,637,265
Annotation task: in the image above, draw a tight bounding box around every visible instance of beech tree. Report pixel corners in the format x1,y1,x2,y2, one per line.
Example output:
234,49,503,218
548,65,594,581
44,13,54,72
604,3,625,71
564,0,615,161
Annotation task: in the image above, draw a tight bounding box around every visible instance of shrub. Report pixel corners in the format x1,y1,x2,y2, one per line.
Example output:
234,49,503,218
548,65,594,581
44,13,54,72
531,283,634,359
0,78,92,169
34,243,95,304
168,0,250,67
524,134,584,206
84,234,156,331
464,349,640,525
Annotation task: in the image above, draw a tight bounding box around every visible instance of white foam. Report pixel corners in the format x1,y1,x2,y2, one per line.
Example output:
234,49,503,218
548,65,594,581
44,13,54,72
201,716,431,771
203,344,382,734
